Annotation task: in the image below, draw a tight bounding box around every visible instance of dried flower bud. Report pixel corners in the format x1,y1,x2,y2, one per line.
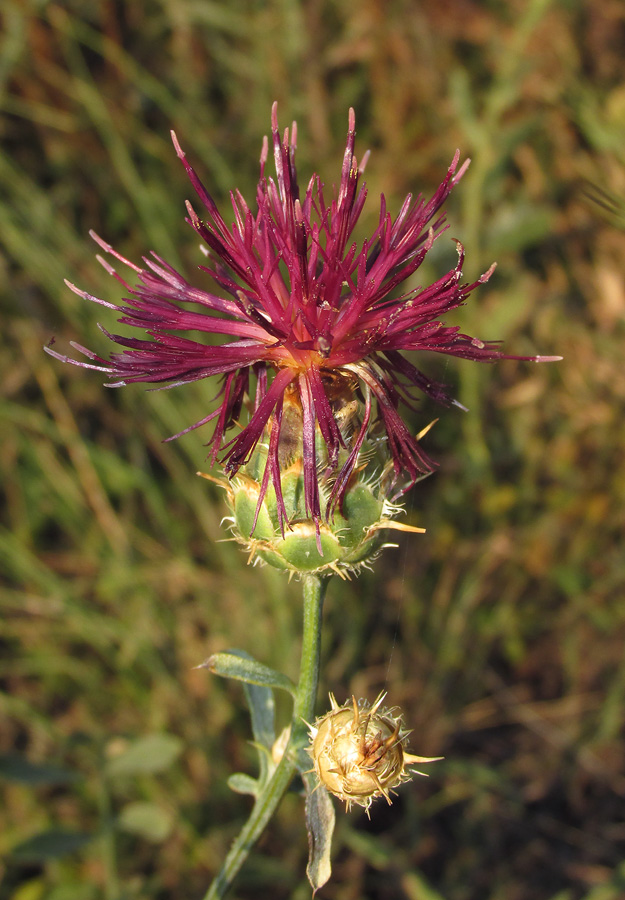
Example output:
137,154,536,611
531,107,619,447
308,693,441,812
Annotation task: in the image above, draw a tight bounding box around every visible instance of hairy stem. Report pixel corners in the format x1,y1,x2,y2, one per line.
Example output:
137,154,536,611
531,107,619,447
204,573,327,900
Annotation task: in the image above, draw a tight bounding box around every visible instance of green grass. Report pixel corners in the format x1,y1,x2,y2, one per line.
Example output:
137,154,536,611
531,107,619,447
2,1,625,898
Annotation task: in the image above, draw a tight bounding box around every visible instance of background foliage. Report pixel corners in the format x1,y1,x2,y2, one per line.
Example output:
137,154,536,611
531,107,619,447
1,0,624,898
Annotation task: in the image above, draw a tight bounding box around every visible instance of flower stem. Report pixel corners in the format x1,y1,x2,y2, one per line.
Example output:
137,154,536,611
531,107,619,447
294,574,327,724
203,752,296,900
204,573,327,900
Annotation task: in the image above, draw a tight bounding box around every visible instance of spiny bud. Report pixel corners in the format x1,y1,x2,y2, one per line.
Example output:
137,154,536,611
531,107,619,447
198,387,427,579
307,693,441,812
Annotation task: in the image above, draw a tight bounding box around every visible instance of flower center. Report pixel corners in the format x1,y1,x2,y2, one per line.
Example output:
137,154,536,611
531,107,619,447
269,343,327,374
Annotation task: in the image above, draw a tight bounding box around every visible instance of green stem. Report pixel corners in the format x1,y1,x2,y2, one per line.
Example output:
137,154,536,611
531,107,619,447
204,573,327,900
294,574,326,723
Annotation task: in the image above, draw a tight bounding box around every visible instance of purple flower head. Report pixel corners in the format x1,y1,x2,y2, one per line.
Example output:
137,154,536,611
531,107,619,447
47,104,559,534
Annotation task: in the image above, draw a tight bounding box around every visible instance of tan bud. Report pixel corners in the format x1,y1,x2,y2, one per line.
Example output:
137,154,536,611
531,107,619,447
308,693,441,812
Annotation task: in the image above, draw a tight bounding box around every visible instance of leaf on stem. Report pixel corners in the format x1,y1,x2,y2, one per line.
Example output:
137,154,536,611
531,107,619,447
243,680,276,754
227,772,260,797
305,777,335,895
244,680,278,787
199,649,296,696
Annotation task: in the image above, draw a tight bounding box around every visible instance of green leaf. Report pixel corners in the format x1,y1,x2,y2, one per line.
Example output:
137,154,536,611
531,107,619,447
227,772,259,797
305,780,335,895
203,649,296,696
243,680,276,753
238,653,278,785
0,753,80,786
104,734,183,778
116,801,174,842
10,830,93,862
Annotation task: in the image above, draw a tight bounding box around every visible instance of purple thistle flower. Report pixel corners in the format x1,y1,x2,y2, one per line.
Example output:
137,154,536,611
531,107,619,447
47,104,559,533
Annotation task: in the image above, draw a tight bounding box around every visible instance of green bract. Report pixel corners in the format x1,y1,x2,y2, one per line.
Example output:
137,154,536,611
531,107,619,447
231,467,387,576
201,403,425,578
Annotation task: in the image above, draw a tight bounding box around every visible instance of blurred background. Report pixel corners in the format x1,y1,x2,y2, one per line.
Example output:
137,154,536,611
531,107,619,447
1,0,624,898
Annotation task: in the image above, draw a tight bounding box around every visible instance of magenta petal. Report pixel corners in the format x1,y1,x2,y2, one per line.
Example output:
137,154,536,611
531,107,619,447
50,105,558,521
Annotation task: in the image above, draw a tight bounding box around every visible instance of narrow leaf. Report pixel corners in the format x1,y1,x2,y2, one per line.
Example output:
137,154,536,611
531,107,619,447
202,649,296,695
305,780,335,895
239,653,278,785
243,680,276,753
227,772,259,796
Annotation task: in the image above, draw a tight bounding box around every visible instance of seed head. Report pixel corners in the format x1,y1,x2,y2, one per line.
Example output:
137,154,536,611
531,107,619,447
308,693,441,812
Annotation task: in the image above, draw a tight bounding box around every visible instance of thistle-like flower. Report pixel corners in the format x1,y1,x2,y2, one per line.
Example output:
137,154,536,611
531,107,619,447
46,104,558,534
308,693,440,812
